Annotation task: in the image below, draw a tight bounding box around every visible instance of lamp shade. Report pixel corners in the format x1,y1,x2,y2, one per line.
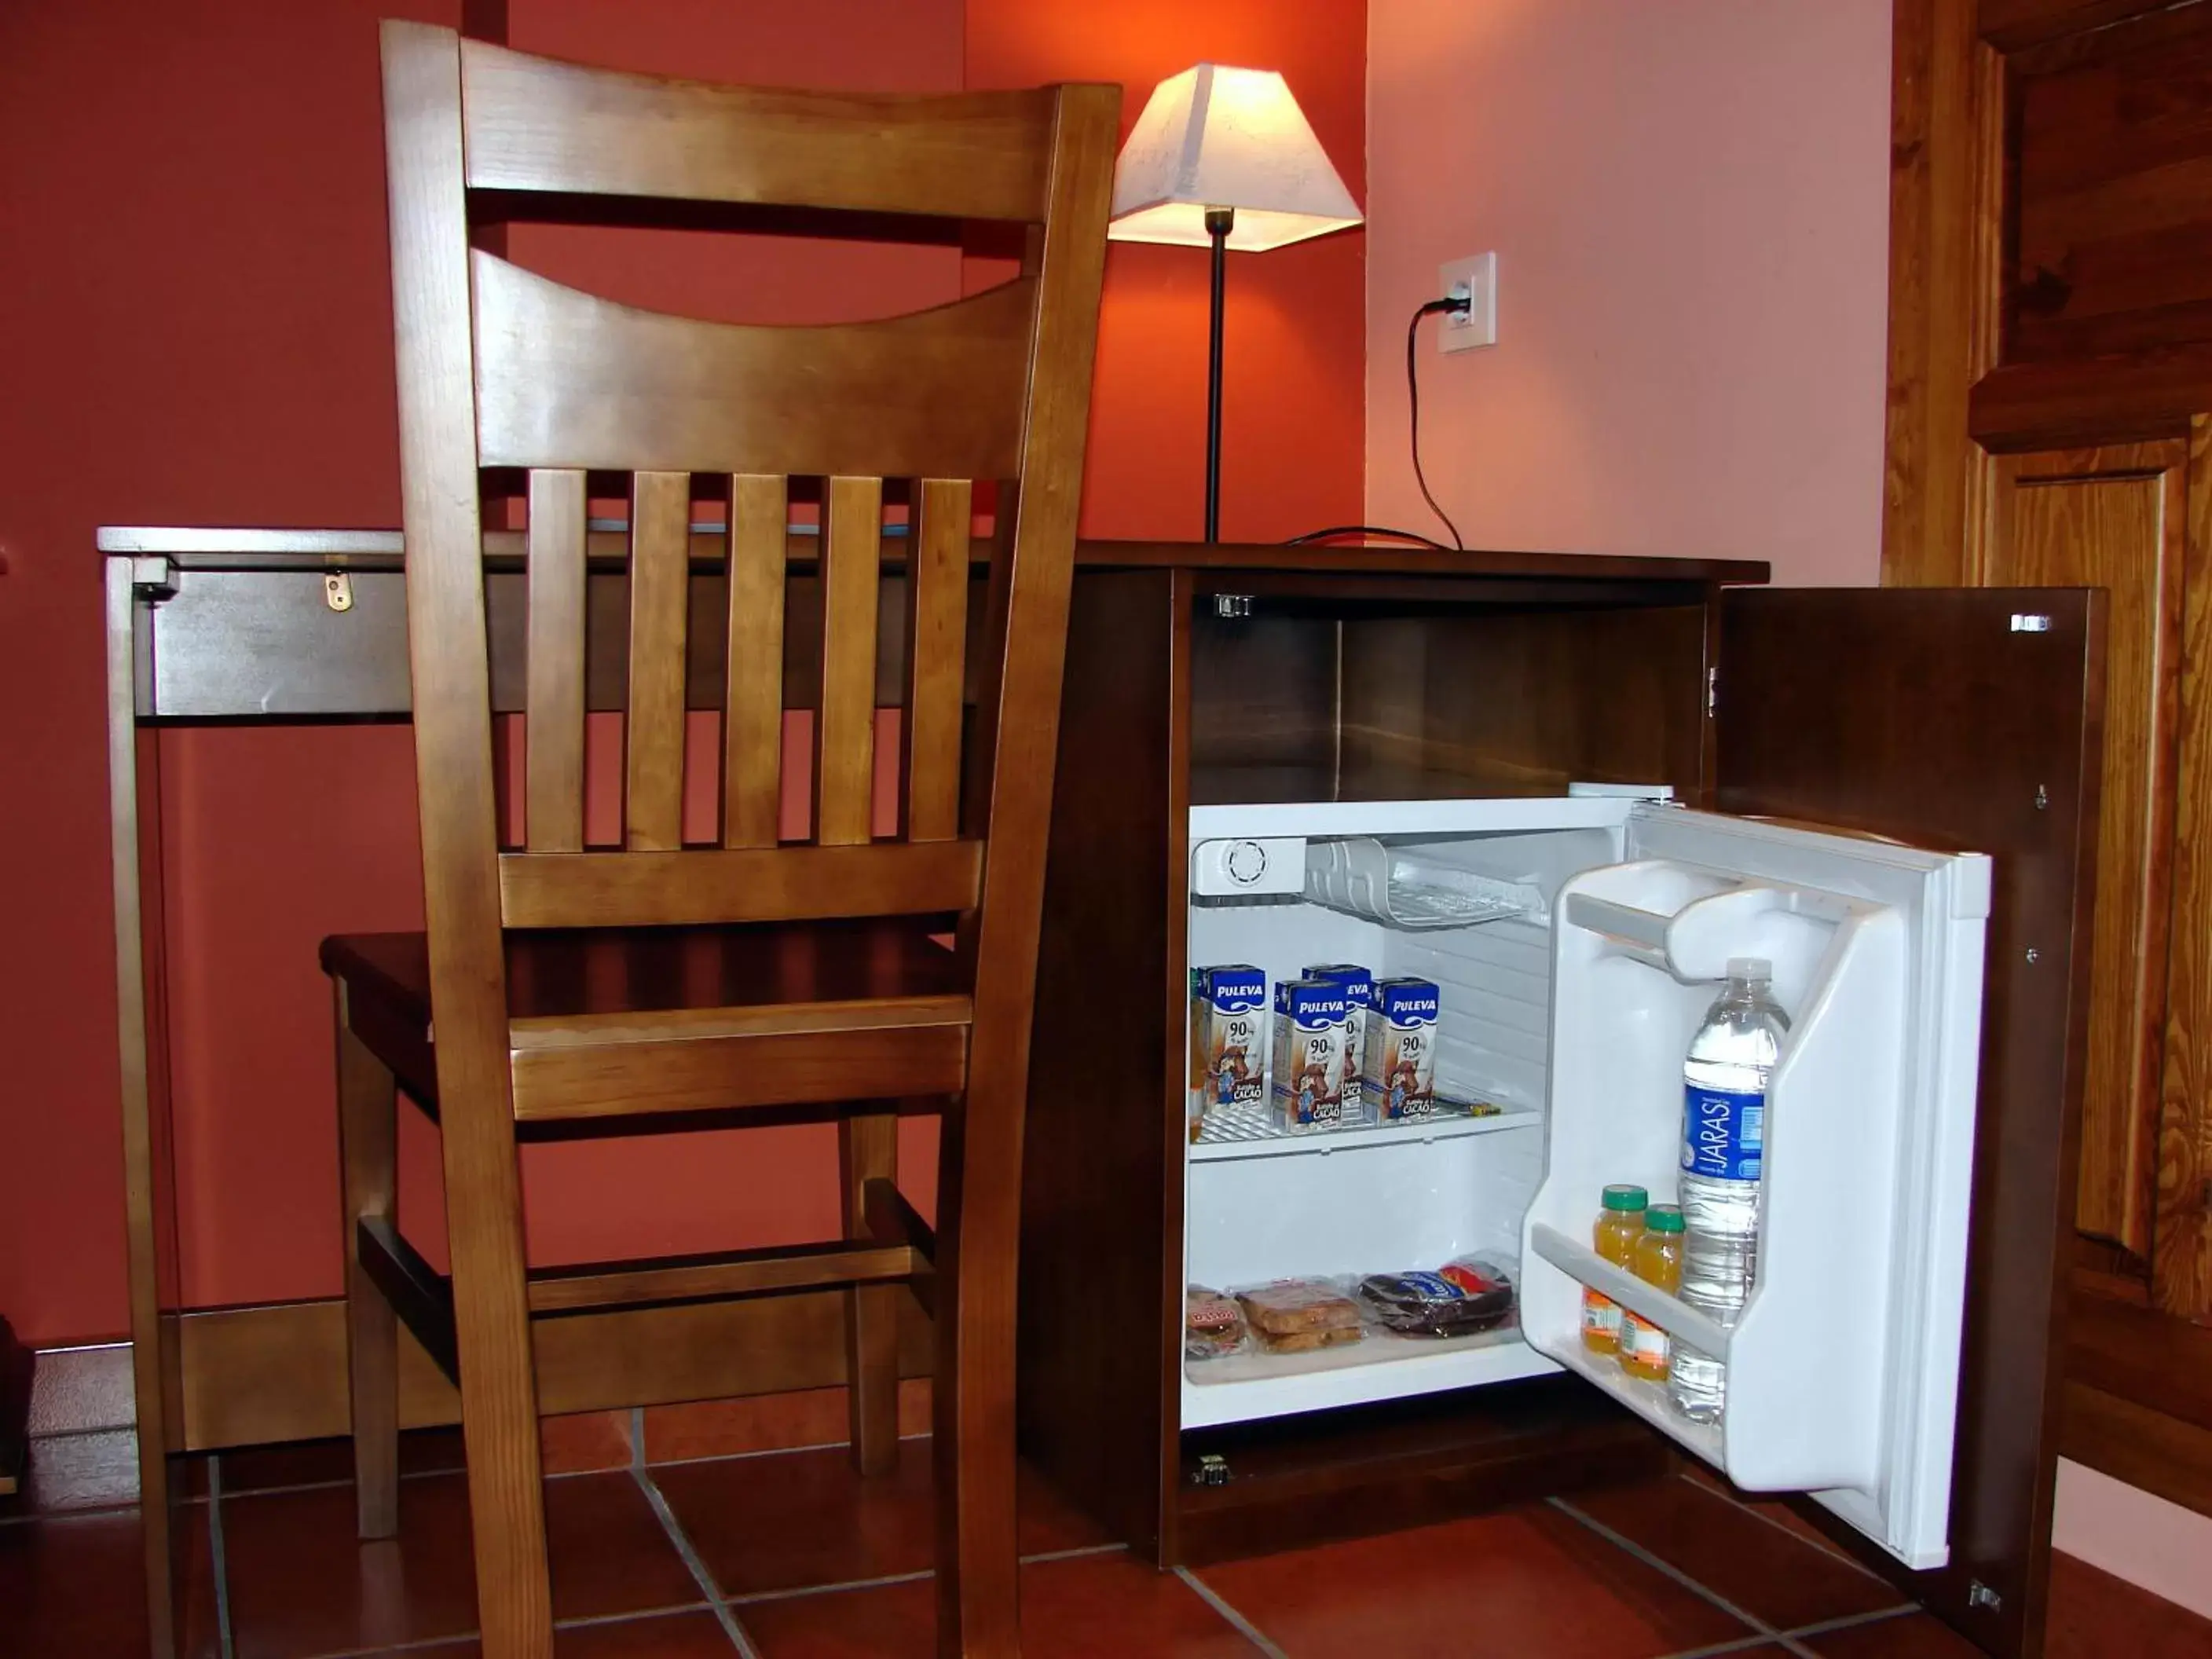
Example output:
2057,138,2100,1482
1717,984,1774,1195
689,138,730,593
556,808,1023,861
1108,64,1362,252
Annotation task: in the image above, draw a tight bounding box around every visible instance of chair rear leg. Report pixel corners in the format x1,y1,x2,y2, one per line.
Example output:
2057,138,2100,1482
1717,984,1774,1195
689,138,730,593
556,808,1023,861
840,1108,902,1475
441,1090,554,1657
932,1091,1022,1659
335,983,400,1540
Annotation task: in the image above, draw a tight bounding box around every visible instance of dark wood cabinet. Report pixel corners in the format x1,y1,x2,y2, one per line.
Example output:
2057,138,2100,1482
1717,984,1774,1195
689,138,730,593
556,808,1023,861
1016,549,2104,1659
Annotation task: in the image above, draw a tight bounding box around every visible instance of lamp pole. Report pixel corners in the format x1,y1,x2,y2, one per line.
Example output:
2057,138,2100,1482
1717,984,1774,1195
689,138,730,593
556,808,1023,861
1203,206,1233,544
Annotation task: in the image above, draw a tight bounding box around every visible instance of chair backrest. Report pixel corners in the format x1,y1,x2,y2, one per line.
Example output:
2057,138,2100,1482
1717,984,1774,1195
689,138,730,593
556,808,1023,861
380,22,1114,1091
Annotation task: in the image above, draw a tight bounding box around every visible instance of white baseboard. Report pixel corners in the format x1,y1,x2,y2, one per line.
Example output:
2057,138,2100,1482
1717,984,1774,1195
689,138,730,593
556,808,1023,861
2055,1457,2212,1621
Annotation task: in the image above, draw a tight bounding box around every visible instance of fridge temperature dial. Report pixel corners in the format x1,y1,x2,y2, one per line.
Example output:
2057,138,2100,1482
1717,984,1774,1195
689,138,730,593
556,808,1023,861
1191,837,1306,897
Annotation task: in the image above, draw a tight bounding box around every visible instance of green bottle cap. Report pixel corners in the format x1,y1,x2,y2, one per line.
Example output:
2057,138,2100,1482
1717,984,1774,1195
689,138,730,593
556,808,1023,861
1643,1204,1685,1233
1601,1185,1649,1212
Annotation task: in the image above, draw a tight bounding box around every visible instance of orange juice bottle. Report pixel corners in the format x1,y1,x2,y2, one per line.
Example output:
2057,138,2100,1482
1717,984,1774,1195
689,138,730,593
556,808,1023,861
1581,1185,1648,1357
1621,1203,1684,1382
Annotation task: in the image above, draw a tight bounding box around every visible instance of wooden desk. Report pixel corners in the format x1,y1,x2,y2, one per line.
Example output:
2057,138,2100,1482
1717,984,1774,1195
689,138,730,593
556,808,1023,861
141,530,2085,1654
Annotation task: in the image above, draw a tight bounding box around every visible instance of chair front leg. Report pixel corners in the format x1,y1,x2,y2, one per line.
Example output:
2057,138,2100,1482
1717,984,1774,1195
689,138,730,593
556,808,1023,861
334,982,400,1540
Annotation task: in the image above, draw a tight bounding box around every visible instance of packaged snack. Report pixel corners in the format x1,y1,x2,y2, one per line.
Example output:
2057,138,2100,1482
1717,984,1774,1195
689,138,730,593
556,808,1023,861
1364,976,1439,1120
1234,1277,1365,1352
1185,1285,1247,1360
1302,964,1374,1122
1188,965,1266,1141
1271,978,1350,1131
1357,1254,1518,1338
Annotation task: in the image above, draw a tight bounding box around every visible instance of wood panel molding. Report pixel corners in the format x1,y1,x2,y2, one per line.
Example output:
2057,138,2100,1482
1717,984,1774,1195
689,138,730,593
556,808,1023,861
166,1293,931,1453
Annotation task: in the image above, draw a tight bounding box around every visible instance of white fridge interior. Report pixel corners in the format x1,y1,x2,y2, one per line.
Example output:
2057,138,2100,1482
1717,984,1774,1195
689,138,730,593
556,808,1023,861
1181,794,1989,1571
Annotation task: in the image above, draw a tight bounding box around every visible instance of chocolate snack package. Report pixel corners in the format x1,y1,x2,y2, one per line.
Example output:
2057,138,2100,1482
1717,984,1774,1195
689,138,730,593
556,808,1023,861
1356,1254,1517,1338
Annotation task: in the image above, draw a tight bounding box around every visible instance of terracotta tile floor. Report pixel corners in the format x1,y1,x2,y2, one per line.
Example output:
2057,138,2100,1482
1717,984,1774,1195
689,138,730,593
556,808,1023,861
5,1422,2210,1657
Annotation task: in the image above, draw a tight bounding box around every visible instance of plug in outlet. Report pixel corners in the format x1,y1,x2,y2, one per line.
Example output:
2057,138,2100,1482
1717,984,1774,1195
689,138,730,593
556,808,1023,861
1437,252,1497,353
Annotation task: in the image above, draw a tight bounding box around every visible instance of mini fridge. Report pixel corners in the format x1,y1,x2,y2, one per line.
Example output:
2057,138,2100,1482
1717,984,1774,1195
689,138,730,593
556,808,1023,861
1182,793,1988,1570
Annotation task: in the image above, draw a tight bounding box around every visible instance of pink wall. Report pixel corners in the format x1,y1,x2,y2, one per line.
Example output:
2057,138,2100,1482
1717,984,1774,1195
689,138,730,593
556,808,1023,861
1363,0,1893,584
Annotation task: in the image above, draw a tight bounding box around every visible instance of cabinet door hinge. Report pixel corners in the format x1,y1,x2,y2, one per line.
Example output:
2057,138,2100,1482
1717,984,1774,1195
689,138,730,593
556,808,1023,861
1706,665,1718,718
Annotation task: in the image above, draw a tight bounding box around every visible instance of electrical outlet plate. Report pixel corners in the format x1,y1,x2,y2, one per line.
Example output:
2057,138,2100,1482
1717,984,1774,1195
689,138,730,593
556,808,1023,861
1438,251,1498,352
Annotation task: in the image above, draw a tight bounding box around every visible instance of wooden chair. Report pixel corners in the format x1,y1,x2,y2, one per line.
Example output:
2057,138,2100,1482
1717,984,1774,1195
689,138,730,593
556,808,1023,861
322,24,1114,1657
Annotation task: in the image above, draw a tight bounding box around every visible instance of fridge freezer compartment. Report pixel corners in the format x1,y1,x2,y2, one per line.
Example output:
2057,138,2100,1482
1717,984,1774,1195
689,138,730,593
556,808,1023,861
1522,851,1945,1558
1304,837,1551,931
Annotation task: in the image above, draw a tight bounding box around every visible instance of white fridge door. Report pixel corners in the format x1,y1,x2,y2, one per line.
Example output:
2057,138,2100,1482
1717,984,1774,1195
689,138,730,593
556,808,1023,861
1519,804,1990,1569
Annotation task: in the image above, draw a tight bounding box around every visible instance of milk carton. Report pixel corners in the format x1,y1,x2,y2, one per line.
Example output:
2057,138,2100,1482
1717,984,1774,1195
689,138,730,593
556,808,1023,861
1302,964,1374,1125
1188,965,1266,1140
1366,976,1439,1120
1272,976,1350,1132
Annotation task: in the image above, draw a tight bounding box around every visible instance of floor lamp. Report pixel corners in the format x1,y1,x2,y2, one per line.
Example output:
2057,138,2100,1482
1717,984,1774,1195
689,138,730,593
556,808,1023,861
1106,64,1364,543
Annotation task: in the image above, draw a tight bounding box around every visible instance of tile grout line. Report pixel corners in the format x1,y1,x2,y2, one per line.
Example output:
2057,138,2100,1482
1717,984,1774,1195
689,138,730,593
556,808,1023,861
726,1566,937,1606
630,1461,761,1659
291,1601,726,1659
1549,1496,1785,1642
1019,1541,1127,1565
1174,1566,1291,1659
1652,1635,1802,1659
1671,1473,1892,1585
207,1453,237,1659
1779,1602,1922,1642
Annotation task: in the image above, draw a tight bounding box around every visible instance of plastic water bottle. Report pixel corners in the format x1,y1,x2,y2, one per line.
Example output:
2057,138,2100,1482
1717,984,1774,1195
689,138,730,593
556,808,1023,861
1670,957,1789,1425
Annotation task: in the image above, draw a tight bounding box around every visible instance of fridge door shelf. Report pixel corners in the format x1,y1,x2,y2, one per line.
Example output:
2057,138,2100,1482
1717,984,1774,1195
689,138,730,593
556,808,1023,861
1526,1225,1735,1357
1190,1096,1538,1163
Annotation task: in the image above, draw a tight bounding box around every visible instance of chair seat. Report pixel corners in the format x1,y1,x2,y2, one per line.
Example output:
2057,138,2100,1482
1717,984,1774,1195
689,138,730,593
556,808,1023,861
322,918,969,1124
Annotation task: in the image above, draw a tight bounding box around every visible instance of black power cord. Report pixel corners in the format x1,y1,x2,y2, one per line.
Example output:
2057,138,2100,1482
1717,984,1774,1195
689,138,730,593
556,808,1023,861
1407,295,1472,550
1282,293,1473,553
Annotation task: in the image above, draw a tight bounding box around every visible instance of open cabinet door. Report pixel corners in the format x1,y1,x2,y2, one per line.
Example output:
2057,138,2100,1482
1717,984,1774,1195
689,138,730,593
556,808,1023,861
1710,588,2105,1659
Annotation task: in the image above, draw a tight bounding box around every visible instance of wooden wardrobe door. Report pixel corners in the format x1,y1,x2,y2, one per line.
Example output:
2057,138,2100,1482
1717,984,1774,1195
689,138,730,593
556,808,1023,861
1983,442,2190,1284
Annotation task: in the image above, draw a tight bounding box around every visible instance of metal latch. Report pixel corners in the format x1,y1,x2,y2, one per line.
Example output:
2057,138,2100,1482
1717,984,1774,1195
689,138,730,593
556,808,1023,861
2009,613,2052,633
129,555,178,601
1213,594,1253,620
1706,665,1718,717
1967,1580,2003,1612
324,569,355,613
1192,1453,1229,1487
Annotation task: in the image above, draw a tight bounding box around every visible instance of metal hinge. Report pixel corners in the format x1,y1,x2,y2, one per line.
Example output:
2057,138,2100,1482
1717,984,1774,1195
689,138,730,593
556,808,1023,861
1968,1580,2003,1612
324,567,355,613
1213,593,1253,620
1192,1453,1230,1487
129,555,178,601
1706,665,1718,718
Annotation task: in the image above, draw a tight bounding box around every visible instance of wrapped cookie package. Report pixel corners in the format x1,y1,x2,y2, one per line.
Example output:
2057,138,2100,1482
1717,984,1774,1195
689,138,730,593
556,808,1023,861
1233,1277,1366,1353
1185,1285,1248,1361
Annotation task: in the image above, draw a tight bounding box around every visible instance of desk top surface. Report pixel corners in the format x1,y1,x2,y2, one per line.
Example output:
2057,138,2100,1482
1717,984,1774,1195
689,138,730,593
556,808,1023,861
97,526,1769,587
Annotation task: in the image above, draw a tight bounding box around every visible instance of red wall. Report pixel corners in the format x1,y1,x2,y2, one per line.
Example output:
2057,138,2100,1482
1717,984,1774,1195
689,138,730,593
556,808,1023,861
0,0,1364,1346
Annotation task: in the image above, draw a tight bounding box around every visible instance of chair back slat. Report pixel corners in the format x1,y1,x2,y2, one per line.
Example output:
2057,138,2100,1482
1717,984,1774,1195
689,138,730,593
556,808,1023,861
524,468,588,853
722,474,788,850
816,477,884,847
473,253,1032,478
459,38,1053,221
624,472,691,851
903,478,971,841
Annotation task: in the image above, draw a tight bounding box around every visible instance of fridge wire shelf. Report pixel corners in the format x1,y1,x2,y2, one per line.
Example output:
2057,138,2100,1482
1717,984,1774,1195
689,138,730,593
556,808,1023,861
1190,1093,1533,1161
